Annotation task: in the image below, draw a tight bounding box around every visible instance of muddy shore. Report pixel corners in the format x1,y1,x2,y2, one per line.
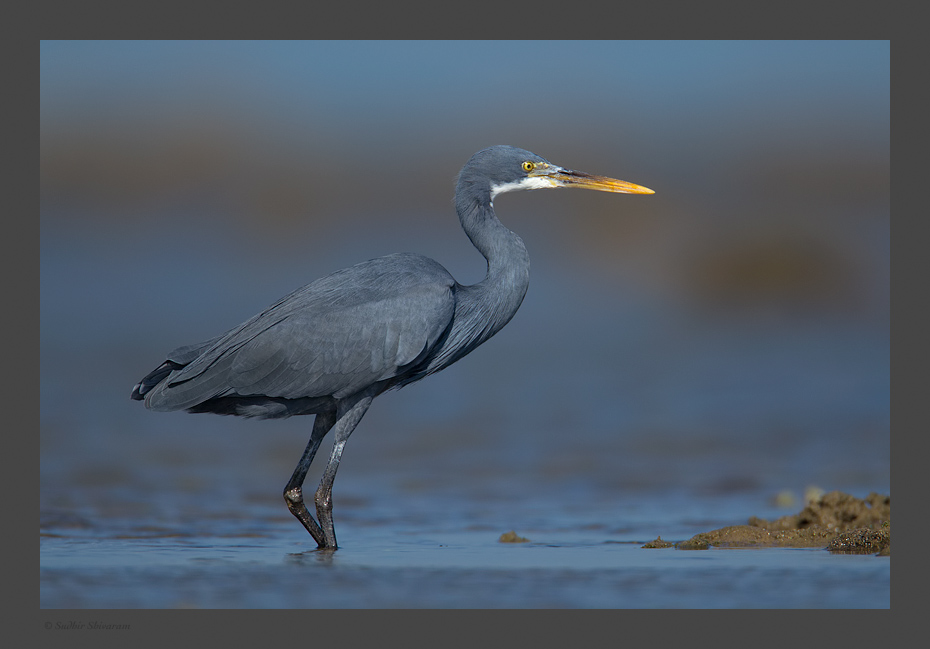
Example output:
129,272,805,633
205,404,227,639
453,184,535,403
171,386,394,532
643,491,890,555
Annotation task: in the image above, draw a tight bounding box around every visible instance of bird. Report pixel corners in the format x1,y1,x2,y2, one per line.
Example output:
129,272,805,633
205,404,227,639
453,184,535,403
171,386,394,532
131,145,654,550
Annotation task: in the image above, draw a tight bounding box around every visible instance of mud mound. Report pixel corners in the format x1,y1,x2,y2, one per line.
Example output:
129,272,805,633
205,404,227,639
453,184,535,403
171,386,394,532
644,491,890,555
748,491,890,533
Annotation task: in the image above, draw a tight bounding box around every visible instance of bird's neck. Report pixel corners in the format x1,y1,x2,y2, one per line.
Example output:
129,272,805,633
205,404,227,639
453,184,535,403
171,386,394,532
455,194,530,338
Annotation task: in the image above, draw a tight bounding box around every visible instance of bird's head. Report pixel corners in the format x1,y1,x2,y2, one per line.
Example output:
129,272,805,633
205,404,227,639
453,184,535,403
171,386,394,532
457,145,654,204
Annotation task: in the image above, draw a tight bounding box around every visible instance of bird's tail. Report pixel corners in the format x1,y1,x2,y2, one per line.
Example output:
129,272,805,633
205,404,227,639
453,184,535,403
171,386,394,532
130,360,184,401
130,335,224,403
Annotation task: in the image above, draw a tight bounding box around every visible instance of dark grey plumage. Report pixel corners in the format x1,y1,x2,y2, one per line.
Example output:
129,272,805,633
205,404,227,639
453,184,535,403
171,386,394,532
131,145,653,549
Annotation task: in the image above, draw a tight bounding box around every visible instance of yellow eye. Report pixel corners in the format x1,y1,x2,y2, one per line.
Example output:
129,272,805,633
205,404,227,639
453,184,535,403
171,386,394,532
522,161,535,172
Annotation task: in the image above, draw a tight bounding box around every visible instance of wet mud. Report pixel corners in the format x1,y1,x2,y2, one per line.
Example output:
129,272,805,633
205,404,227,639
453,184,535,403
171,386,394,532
645,491,890,555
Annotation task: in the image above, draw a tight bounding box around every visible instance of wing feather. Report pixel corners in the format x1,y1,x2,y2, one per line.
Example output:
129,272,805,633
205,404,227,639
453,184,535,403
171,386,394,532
142,254,456,411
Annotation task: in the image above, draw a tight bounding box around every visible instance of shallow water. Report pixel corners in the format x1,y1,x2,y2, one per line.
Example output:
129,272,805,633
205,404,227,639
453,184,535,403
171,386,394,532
40,436,889,609
41,523,889,609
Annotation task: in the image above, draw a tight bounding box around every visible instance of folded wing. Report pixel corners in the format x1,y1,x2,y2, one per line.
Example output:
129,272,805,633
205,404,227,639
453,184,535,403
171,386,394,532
139,253,456,413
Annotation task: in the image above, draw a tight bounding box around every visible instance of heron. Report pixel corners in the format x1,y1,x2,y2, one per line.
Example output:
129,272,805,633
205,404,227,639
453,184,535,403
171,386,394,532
131,145,653,549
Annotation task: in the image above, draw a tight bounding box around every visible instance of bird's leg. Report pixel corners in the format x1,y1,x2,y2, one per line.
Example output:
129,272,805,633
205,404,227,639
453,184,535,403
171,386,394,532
313,394,374,549
283,409,336,548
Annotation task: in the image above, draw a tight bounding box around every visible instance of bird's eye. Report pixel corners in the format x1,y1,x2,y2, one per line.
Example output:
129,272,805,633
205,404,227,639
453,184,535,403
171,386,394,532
522,161,535,172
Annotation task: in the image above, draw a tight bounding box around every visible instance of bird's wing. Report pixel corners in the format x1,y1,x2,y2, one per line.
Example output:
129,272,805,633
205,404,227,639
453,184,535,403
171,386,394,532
145,254,456,409
227,280,455,399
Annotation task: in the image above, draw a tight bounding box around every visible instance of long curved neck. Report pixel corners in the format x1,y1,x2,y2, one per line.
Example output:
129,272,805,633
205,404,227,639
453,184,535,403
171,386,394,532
414,184,531,379
454,189,530,341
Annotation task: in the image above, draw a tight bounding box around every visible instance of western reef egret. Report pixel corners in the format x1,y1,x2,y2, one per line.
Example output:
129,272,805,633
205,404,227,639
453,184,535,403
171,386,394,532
132,145,654,549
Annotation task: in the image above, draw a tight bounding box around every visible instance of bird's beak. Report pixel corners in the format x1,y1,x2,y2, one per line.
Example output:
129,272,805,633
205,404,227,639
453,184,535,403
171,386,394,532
540,167,654,195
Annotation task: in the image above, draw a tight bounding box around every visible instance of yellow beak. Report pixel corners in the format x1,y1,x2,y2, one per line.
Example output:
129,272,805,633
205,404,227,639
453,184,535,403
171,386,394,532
548,168,654,194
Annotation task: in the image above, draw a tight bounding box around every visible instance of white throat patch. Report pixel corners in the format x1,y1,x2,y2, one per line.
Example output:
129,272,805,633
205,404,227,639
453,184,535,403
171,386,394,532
489,176,558,201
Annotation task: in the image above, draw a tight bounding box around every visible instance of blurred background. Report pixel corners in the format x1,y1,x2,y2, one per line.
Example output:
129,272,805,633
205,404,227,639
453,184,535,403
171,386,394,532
40,41,889,542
